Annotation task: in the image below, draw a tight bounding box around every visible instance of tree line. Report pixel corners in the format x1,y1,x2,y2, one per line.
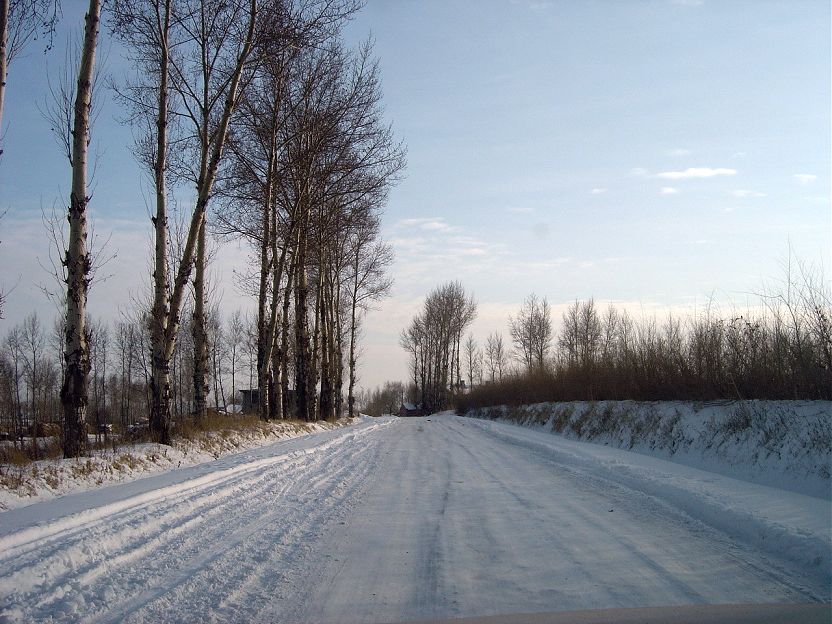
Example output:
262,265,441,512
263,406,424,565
395,262,830,415
0,308,262,457
0,0,403,457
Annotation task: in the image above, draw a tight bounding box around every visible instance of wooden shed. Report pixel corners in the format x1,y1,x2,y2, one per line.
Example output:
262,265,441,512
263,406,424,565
398,402,425,418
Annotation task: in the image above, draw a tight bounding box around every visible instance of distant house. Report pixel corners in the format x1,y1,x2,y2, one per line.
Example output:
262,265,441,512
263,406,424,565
240,389,260,414
398,402,425,418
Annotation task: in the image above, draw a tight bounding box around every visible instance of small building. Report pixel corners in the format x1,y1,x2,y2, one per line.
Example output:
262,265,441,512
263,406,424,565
398,402,425,418
240,388,297,416
240,389,260,414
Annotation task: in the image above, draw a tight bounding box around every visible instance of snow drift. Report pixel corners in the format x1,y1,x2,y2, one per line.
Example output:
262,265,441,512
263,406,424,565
462,400,831,499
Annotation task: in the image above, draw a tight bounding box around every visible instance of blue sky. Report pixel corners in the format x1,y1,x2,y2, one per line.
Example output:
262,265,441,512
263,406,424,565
0,0,829,390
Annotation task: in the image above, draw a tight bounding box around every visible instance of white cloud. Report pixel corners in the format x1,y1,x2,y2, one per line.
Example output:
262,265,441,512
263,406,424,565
507,206,535,214
509,0,553,9
396,217,456,232
657,167,737,179
793,173,817,185
420,220,452,232
668,148,691,156
661,187,679,195
731,189,765,198
630,167,649,177
590,188,607,195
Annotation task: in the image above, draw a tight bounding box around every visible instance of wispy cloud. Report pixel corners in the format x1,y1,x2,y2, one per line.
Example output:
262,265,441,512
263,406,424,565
660,187,679,195
657,167,737,179
731,189,765,198
509,0,554,9
590,188,607,195
396,217,456,233
387,220,512,290
630,167,649,177
793,173,817,185
668,148,691,156
507,206,535,214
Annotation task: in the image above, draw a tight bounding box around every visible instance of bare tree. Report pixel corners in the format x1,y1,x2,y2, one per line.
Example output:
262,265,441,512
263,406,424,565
485,332,506,382
558,298,601,368
345,222,393,417
59,0,101,458
401,281,477,413
20,312,44,457
225,308,244,408
2,325,25,444
463,333,480,390
0,0,59,157
113,0,257,440
509,293,552,372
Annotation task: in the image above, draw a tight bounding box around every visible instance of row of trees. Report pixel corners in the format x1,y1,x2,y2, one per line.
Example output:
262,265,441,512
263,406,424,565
0,309,264,456
1,0,403,456
454,262,831,411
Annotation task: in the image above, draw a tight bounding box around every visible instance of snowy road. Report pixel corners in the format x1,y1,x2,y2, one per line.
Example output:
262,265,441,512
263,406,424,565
0,414,828,623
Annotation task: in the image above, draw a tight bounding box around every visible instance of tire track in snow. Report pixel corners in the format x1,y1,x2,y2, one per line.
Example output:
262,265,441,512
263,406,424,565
0,421,390,623
86,428,381,623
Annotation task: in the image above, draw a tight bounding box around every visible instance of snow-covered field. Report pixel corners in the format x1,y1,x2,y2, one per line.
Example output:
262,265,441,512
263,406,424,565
464,400,831,499
0,418,355,512
0,414,828,623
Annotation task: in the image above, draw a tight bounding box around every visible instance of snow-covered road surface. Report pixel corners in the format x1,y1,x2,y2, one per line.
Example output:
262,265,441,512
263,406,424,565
0,414,828,623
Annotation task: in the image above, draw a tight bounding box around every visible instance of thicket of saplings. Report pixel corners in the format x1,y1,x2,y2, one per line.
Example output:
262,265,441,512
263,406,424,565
457,271,831,414
0,309,279,464
356,381,406,417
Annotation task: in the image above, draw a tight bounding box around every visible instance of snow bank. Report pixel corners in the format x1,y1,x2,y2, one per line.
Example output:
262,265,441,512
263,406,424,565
464,400,831,499
461,416,831,587
0,418,360,512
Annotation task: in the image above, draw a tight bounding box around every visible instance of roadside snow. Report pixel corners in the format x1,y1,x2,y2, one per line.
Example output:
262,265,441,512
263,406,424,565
464,400,831,499
0,418,359,512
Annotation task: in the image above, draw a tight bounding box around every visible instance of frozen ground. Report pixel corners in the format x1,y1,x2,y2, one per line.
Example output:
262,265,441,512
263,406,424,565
0,414,828,623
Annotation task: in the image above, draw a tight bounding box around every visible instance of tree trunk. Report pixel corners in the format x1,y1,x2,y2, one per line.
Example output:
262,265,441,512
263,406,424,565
318,271,334,421
150,0,257,443
294,202,311,421
256,165,272,421
61,0,100,458
280,260,294,419
149,0,173,445
347,256,359,418
333,277,344,419
192,218,209,421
